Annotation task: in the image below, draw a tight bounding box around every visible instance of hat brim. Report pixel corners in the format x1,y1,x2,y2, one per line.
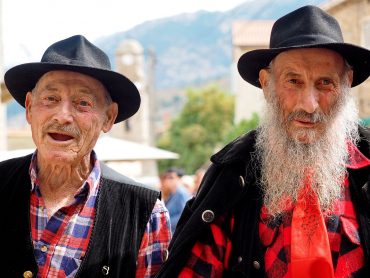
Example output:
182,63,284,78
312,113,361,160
238,43,370,88
4,63,141,123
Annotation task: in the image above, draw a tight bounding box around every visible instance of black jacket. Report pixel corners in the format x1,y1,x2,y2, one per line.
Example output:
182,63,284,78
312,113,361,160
0,154,159,278
156,126,370,277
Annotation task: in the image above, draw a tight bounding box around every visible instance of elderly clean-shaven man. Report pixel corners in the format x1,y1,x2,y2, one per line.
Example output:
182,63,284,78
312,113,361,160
0,35,171,278
156,5,370,278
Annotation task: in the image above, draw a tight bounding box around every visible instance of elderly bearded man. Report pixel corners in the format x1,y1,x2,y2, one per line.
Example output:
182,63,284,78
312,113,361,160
0,35,171,278
156,5,370,278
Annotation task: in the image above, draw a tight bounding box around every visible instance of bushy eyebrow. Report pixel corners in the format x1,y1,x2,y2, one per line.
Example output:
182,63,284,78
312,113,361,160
280,68,339,81
44,84,59,91
283,71,301,79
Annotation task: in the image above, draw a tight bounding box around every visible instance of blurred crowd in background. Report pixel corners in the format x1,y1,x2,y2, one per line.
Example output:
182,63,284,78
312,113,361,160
158,166,207,233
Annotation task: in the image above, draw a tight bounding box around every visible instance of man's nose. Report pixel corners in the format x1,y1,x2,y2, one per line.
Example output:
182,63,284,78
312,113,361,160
52,101,74,124
298,86,319,114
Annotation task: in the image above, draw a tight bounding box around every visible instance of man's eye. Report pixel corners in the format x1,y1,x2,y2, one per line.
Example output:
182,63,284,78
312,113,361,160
77,99,93,108
45,96,57,102
288,79,298,84
79,100,90,106
317,79,336,90
321,79,332,85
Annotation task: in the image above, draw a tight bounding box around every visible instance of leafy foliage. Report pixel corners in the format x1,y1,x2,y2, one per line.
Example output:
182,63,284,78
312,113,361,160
223,113,260,144
157,85,234,173
157,85,259,174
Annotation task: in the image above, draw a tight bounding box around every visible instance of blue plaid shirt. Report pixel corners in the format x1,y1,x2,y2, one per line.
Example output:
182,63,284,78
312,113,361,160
29,151,171,277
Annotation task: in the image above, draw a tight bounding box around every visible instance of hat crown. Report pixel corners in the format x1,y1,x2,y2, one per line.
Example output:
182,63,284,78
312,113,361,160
237,5,370,88
41,35,112,70
270,5,344,49
5,34,141,123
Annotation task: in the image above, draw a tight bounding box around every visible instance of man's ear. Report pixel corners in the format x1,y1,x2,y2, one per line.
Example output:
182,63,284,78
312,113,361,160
259,69,271,101
347,68,354,87
25,92,33,124
102,102,118,133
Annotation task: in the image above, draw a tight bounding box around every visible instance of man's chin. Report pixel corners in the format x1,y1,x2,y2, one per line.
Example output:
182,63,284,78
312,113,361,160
290,130,320,144
294,136,315,144
38,149,79,164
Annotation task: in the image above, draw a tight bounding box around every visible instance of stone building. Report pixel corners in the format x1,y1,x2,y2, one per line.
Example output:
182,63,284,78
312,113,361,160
231,20,273,123
111,39,153,145
107,39,162,177
322,0,370,120
232,0,370,123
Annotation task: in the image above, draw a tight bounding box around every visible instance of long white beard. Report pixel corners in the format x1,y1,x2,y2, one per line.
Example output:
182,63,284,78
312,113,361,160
255,84,359,218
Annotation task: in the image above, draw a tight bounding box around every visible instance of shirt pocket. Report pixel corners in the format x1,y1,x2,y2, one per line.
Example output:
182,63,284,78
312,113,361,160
59,256,82,278
340,215,361,246
260,223,280,249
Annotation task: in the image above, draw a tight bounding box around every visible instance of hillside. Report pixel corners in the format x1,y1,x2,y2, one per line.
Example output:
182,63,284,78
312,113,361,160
95,0,327,90
7,0,328,125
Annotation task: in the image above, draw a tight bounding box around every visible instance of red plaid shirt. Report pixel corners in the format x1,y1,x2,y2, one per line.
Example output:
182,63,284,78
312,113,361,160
179,213,234,277
260,142,366,277
29,152,171,278
180,143,367,277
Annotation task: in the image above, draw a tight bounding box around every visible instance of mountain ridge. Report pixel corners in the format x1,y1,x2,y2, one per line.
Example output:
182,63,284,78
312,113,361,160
7,0,327,123
95,0,327,90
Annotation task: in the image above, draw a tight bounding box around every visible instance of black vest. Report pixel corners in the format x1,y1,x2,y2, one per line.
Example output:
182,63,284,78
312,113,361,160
0,154,159,278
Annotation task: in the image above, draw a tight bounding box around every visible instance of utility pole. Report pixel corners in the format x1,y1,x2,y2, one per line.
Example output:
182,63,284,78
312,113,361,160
0,0,7,151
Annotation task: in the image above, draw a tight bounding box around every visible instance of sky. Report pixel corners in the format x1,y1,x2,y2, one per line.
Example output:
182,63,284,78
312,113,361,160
0,0,248,69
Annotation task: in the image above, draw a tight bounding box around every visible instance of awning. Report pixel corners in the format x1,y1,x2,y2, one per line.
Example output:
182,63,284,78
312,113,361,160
0,135,179,162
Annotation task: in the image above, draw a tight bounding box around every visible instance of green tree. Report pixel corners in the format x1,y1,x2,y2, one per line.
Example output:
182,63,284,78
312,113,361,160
223,113,260,144
157,85,234,174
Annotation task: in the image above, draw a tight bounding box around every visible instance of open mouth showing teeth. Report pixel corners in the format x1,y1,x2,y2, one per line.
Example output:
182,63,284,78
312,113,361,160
49,133,74,141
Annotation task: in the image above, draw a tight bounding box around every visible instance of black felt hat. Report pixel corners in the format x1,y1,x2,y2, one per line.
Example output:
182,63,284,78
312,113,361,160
237,5,370,88
4,35,140,123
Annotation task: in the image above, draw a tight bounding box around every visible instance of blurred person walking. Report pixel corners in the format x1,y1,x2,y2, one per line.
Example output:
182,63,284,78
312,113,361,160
160,167,191,233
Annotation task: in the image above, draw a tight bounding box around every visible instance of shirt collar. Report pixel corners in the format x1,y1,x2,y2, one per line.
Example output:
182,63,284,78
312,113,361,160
346,141,370,169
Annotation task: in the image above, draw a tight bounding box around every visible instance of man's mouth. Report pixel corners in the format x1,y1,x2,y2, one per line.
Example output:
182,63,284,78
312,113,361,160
48,133,74,141
293,118,319,127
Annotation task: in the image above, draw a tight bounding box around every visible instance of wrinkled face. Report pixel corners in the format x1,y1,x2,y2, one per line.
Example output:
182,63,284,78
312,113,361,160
259,48,353,144
25,70,118,164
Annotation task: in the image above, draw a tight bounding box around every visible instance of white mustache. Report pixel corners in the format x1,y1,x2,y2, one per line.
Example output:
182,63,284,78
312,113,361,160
44,123,81,138
287,110,327,124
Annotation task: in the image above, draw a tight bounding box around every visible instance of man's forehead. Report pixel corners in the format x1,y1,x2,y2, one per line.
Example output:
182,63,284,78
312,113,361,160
36,70,104,89
275,47,344,62
164,172,178,178
271,48,346,74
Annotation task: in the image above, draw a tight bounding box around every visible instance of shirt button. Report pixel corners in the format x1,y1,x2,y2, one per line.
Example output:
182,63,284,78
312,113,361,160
201,210,215,223
239,176,245,187
253,260,261,270
40,245,48,252
102,265,110,275
162,249,169,262
23,271,33,278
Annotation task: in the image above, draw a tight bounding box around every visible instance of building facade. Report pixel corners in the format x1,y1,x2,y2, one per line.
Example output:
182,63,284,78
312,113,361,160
322,0,370,120
231,20,273,123
111,39,153,145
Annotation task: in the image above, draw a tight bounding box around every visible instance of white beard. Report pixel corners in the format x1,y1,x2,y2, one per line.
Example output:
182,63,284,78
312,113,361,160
255,83,359,218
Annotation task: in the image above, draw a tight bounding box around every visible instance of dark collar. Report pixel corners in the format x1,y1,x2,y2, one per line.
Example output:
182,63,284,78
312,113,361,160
356,125,370,159
211,129,257,165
